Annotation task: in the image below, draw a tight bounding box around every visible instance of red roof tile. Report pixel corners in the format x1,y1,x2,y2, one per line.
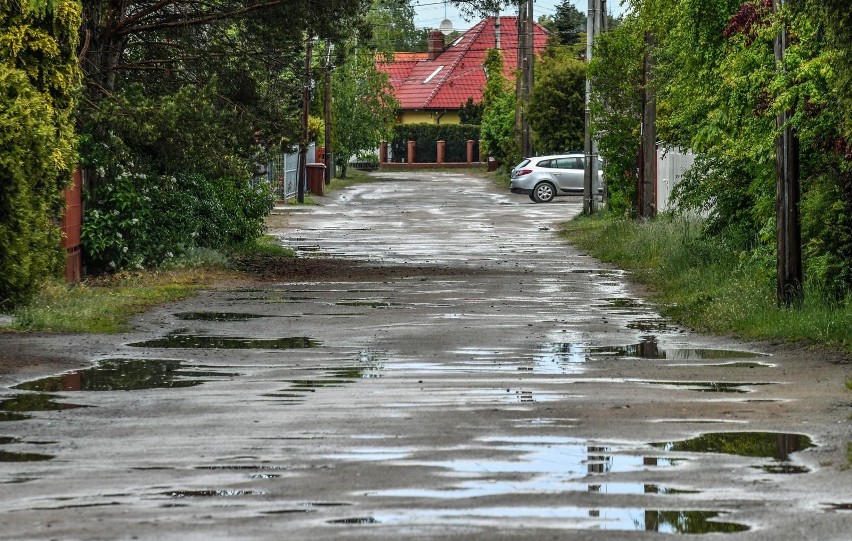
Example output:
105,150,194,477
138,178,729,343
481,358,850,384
378,17,549,112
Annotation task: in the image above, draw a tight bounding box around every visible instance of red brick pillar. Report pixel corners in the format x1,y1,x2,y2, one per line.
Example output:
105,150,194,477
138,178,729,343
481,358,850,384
437,140,445,165
379,141,388,164
61,168,83,283
407,140,415,164
466,140,474,165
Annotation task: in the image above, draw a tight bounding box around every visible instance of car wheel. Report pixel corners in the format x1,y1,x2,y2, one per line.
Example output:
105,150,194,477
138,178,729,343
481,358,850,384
532,182,556,203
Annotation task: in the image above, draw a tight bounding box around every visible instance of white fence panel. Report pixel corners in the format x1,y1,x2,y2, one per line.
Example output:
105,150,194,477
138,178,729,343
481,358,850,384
657,147,694,212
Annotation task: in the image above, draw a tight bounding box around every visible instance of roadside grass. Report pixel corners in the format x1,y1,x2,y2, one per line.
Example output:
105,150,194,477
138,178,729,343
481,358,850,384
561,212,852,351
3,235,291,334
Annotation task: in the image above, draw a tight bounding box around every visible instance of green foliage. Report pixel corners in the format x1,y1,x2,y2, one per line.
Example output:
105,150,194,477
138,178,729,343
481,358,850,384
529,48,585,155
367,0,424,52
546,0,587,46
0,0,80,309
589,15,644,216
479,49,518,168
390,124,481,163
459,97,484,125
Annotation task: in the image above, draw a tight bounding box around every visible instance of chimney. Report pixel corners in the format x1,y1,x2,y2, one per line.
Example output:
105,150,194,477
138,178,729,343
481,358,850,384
428,30,445,60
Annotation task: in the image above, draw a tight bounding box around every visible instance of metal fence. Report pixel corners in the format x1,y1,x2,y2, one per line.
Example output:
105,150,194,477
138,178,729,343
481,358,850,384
252,144,315,201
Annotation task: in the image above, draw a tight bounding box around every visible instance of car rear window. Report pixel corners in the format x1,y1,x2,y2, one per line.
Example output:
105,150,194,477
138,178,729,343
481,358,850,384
516,159,531,169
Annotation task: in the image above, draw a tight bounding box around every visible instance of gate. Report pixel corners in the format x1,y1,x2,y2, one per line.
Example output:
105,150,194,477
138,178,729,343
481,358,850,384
260,144,315,201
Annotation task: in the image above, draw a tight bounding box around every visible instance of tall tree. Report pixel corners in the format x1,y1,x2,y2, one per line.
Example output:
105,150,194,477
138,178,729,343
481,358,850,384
529,49,586,154
332,42,398,177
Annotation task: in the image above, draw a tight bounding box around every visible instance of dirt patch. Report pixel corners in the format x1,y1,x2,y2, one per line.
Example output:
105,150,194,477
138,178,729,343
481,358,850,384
230,255,477,282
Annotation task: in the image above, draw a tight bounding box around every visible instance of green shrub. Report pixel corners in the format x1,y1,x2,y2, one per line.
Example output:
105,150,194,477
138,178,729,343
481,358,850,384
82,166,273,273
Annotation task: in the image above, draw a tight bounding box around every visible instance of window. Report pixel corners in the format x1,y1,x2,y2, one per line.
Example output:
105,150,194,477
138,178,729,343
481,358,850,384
555,157,583,169
423,66,444,84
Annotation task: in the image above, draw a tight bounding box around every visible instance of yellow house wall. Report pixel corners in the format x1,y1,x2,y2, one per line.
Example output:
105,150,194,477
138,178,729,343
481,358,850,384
398,110,461,125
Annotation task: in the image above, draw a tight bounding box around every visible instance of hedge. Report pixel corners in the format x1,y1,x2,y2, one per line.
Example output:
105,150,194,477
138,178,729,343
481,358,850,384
390,123,481,163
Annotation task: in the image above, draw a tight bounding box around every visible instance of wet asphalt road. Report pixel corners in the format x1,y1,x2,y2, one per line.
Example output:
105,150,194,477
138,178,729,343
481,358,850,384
1,171,851,540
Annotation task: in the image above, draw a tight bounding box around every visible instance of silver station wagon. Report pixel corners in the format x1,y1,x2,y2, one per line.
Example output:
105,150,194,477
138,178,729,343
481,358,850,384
510,153,603,203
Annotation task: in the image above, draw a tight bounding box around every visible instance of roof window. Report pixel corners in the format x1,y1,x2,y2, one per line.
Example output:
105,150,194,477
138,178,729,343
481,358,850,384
423,66,444,84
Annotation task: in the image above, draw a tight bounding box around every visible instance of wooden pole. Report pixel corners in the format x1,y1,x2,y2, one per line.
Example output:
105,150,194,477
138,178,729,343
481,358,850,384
773,0,803,306
640,30,656,218
324,40,333,185
298,35,312,204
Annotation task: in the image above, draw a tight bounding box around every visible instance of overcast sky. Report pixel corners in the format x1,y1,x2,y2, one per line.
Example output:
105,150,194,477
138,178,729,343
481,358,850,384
411,0,630,31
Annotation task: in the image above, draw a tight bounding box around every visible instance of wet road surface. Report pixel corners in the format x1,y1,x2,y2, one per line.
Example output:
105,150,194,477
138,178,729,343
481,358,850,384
1,172,851,540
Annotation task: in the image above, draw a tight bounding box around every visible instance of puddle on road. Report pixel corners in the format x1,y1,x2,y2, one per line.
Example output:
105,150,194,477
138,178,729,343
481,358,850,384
1,393,87,413
328,508,747,533
174,312,270,322
640,381,774,393
627,318,679,332
542,338,765,362
0,412,30,422
756,464,810,474
129,333,321,349
161,489,266,498
335,300,398,308
14,359,238,392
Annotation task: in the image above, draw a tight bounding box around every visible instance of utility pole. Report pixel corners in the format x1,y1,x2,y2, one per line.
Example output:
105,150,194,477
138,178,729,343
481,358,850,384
583,0,601,215
639,30,656,218
773,0,803,306
298,34,313,204
522,0,534,158
324,40,333,186
515,4,525,156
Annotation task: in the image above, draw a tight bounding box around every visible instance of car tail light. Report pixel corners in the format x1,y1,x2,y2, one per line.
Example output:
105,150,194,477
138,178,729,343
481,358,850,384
515,169,532,177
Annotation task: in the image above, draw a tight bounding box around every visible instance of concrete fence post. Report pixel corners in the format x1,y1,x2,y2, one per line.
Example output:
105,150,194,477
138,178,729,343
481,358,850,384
437,140,445,165
407,140,415,164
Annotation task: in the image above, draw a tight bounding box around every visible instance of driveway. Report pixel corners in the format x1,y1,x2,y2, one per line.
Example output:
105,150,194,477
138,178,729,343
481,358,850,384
1,171,850,540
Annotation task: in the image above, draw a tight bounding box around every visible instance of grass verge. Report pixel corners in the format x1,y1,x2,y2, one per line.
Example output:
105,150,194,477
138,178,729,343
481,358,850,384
561,212,852,351
3,235,292,334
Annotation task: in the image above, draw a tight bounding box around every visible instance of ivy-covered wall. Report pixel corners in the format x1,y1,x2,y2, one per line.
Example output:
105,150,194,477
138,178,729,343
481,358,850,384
0,0,81,308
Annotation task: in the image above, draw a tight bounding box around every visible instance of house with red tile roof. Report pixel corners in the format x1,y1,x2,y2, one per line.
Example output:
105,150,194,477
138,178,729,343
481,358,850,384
378,16,549,125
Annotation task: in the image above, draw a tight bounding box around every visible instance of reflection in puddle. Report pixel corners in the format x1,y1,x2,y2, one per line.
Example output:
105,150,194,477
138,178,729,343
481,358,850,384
824,503,852,512
377,482,696,500
328,508,747,533
757,464,810,474
627,319,678,332
129,333,321,349
0,450,54,462
174,312,269,322
14,359,238,392
651,432,813,460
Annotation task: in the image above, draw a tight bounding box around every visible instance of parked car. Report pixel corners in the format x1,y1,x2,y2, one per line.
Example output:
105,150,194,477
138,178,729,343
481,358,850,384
510,153,604,203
